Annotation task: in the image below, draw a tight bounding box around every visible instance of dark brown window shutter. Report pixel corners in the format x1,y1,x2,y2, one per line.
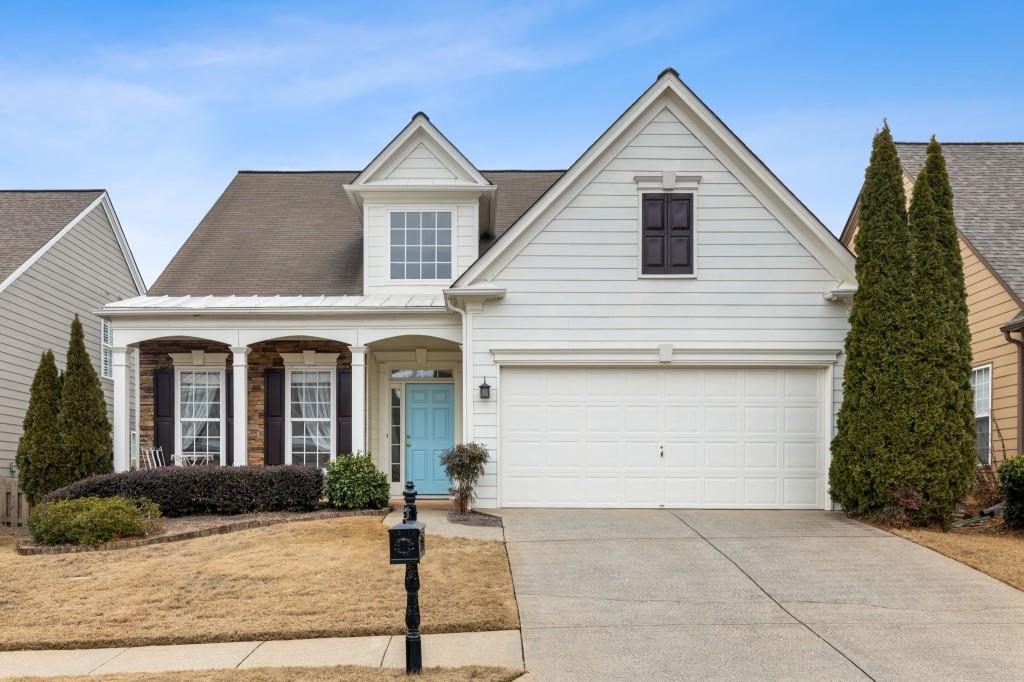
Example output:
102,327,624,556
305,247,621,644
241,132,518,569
225,368,234,466
668,193,694,274
153,368,174,465
337,368,352,455
641,192,694,275
264,368,285,466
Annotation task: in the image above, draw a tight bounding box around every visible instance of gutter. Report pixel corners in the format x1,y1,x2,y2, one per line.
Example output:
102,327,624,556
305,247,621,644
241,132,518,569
1003,320,1024,458
97,306,453,318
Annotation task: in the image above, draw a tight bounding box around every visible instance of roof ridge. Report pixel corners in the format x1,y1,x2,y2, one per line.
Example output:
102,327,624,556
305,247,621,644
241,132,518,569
0,188,105,193
480,169,567,173
236,170,361,174
894,141,1024,146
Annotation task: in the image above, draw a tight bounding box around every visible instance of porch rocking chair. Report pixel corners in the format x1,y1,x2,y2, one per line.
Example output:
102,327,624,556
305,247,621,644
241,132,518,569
140,446,166,468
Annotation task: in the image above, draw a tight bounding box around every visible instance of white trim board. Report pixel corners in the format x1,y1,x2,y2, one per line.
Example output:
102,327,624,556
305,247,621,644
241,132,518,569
490,347,842,367
451,70,856,290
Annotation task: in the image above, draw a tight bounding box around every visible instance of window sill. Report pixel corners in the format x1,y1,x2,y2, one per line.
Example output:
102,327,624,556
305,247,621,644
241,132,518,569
637,274,698,280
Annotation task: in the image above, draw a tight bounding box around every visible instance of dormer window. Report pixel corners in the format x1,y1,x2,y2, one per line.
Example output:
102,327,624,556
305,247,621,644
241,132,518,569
389,209,453,280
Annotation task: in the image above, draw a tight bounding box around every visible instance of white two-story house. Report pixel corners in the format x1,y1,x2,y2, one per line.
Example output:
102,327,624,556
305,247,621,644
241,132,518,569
103,69,855,509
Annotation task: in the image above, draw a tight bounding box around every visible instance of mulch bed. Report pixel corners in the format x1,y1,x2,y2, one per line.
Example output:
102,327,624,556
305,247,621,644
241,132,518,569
16,507,390,555
447,510,503,528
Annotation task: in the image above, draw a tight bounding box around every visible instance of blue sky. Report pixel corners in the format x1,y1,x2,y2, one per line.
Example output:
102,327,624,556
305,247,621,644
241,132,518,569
1,2,1022,285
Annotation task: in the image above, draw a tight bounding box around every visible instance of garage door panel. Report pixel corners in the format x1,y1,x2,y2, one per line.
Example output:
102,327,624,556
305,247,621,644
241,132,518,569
500,367,827,509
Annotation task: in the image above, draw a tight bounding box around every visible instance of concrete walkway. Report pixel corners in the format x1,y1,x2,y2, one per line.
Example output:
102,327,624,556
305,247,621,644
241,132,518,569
0,630,523,679
499,509,1024,682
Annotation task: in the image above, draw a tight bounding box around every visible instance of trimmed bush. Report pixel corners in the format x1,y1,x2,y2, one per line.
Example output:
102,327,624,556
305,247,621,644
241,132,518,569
43,465,323,517
998,456,1024,529
440,442,489,513
324,454,389,509
29,496,161,546
59,315,113,480
16,350,65,505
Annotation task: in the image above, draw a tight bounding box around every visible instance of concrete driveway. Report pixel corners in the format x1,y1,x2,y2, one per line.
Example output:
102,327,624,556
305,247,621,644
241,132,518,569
498,509,1024,681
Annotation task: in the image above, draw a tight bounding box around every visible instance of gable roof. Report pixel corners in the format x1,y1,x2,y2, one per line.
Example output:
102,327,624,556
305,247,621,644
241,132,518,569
0,190,104,283
148,170,561,296
895,142,1024,304
452,69,857,288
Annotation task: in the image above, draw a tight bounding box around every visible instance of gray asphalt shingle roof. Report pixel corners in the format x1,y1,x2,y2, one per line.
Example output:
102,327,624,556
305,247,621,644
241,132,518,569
149,170,564,296
0,190,104,283
895,142,1024,303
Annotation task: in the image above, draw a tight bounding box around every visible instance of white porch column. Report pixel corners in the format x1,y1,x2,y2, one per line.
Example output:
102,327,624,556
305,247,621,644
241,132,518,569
350,346,366,453
111,347,131,472
231,346,250,466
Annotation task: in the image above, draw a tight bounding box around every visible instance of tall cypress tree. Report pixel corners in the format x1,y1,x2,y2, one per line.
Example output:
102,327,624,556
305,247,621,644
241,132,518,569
15,351,65,504
59,315,113,480
907,139,975,524
830,124,918,514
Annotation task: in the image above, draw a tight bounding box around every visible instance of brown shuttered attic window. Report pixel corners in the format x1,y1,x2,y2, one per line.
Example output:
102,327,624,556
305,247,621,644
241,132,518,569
641,192,694,275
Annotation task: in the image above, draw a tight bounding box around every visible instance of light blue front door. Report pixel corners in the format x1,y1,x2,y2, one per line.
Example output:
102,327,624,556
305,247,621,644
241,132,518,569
406,383,455,495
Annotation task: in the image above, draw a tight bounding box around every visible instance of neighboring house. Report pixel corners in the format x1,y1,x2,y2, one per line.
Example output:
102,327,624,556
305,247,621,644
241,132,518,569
0,191,146,476
841,142,1024,467
104,69,855,509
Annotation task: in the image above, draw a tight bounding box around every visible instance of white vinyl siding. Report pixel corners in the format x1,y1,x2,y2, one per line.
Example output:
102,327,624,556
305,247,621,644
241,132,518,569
0,202,142,473
385,142,457,182
972,365,992,465
466,104,848,508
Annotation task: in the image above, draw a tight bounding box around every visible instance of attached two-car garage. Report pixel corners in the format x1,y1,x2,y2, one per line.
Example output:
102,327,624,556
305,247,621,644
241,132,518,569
499,366,829,509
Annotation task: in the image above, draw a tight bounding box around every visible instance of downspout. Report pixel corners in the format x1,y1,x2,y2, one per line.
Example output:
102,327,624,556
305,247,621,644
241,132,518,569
448,297,473,444
1004,328,1024,458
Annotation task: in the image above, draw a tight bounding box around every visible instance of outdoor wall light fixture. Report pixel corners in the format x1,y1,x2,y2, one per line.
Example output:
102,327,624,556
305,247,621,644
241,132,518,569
479,378,491,400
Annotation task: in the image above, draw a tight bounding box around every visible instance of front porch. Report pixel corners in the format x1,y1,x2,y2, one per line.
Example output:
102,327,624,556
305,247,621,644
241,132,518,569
110,324,464,498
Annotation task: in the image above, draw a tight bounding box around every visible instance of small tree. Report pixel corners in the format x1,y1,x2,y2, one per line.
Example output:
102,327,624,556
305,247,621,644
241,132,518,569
15,351,64,504
440,442,489,513
59,315,113,483
830,124,918,515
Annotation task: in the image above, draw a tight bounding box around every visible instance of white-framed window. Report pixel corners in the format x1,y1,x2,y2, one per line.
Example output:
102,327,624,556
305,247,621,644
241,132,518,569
971,365,992,464
177,369,225,461
287,368,335,468
388,209,453,280
100,319,113,379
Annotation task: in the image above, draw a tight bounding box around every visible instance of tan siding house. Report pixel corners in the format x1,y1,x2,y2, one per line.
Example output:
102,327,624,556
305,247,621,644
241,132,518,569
0,191,145,477
840,143,1024,465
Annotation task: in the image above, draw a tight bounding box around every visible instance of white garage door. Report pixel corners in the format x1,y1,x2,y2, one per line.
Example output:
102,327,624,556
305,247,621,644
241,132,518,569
500,366,828,509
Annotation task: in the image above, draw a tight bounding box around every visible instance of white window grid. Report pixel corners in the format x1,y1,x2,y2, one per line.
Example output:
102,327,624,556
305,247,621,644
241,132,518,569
288,369,333,468
971,365,992,464
179,370,223,457
388,210,453,280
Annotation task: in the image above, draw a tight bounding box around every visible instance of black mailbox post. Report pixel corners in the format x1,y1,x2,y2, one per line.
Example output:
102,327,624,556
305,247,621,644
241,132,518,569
389,481,426,674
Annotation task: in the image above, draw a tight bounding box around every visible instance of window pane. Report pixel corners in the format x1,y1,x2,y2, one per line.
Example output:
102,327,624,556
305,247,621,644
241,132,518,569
437,262,451,279
437,246,451,264
421,228,436,245
406,212,420,229
437,212,451,229
406,229,421,245
421,263,436,279
391,262,404,279
437,229,451,245
405,246,420,263
390,247,404,264
976,416,991,462
422,246,436,262
406,263,420,279
422,212,436,229
390,212,404,229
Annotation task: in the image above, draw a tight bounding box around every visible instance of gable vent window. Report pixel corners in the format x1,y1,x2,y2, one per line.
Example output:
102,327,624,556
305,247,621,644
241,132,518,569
971,365,992,465
101,319,113,379
389,210,453,280
641,193,693,275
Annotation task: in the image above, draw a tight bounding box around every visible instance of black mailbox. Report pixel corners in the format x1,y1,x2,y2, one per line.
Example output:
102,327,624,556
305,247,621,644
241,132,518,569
389,519,426,564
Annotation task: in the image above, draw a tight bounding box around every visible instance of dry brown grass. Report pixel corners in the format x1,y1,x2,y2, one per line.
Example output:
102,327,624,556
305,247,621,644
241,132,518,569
893,522,1024,590
0,517,518,651
10,665,521,682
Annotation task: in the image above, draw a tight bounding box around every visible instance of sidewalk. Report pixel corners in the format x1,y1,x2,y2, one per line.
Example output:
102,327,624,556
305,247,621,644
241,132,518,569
0,630,523,679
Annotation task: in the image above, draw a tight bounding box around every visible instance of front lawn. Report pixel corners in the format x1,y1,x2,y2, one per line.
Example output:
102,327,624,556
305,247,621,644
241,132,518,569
10,666,521,682
893,520,1024,590
0,517,518,651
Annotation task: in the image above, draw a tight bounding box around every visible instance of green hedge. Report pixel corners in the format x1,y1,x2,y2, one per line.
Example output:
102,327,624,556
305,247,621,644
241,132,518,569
43,465,323,517
324,454,389,509
29,496,161,546
998,456,1024,529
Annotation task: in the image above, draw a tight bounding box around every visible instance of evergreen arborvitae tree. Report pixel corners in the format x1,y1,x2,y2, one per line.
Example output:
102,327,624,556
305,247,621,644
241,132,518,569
58,315,113,481
830,124,918,514
906,139,975,524
15,351,64,504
